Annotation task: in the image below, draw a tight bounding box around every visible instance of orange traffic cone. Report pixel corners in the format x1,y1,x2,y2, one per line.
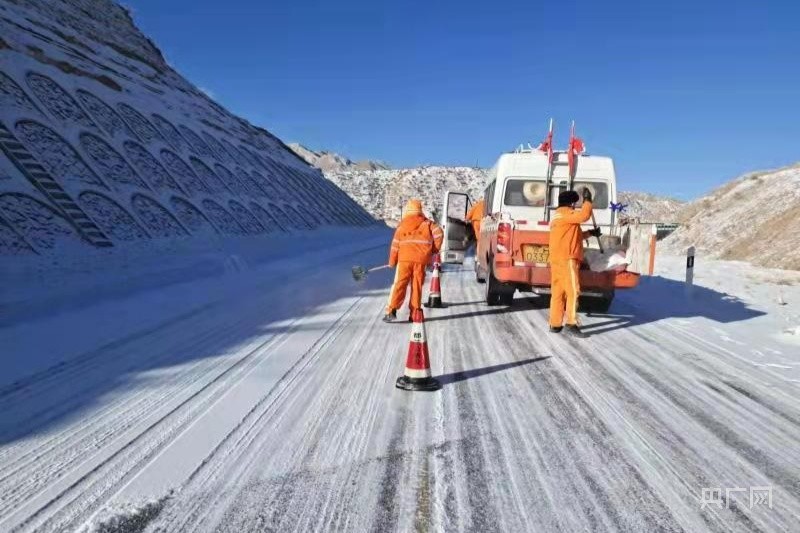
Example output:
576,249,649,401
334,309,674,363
396,309,441,391
424,254,443,308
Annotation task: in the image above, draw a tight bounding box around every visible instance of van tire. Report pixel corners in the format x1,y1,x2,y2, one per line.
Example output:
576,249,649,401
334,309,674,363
485,262,501,305
498,291,514,306
475,261,486,284
485,261,514,306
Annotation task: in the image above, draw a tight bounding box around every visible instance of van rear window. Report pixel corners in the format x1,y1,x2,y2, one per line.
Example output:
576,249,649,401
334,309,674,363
574,181,609,209
503,179,610,209
503,179,546,207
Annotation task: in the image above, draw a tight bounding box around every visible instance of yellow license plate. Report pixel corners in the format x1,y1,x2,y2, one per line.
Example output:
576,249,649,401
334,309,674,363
521,244,549,264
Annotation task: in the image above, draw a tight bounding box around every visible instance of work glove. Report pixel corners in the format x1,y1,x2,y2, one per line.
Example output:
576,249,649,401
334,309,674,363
581,186,593,203
588,227,602,238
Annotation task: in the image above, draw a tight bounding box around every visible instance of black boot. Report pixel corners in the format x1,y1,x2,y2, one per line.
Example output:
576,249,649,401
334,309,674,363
564,324,587,338
549,326,563,333
382,310,397,323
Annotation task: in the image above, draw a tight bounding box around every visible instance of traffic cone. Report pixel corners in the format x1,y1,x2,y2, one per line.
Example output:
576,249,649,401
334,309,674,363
396,309,441,391
424,254,443,308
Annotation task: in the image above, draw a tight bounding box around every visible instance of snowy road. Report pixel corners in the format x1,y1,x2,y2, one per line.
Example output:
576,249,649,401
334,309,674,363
2,236,799,532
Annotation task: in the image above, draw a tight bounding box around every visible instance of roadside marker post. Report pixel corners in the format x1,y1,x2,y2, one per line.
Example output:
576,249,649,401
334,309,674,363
685,246,695,296
648,224,657,276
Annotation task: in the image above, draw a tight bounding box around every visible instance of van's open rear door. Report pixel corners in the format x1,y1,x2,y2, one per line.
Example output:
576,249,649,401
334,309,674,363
440,191,470,264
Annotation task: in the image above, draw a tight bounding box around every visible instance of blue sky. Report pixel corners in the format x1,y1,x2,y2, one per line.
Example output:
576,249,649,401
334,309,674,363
124,0,799,198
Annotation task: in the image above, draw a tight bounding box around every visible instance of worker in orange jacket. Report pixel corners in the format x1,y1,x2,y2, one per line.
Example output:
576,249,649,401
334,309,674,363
384,199,444,322
548,188,601,338
465,198,484,245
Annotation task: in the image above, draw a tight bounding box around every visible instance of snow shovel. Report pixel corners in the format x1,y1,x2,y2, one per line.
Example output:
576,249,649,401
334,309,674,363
591,210,604,254
352,264,391,282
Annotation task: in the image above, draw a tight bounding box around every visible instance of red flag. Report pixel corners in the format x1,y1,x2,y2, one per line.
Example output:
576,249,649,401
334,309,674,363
567,122,585,181
537,119,554,165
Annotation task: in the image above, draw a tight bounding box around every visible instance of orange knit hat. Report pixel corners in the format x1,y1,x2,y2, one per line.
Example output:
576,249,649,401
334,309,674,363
404,199,423,216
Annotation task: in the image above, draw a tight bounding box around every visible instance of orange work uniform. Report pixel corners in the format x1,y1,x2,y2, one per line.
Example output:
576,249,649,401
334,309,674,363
386,203,444,314
548,201,593,327
466,199,485,242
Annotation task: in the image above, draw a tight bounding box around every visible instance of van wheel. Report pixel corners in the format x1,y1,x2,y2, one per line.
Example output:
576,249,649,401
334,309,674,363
475,262,486,284
498,291,514,306
485,262,514,306
485,263,501,305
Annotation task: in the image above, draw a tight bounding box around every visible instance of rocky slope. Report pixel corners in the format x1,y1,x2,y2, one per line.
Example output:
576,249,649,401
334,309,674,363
617,192,684,222
0,0,373,258
664,164,800,270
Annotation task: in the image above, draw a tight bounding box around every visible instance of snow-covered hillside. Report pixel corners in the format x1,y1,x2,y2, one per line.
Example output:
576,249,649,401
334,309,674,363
322,165,488,223
0,0,374,261
617,191,684,222
664,164,800,270
292,147,684,224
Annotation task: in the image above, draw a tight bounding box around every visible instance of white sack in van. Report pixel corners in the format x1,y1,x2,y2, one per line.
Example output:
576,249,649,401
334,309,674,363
584,248,631,272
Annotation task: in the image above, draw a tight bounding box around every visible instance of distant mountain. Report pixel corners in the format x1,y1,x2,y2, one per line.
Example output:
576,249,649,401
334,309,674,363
664,164,800,270
288,144,390,174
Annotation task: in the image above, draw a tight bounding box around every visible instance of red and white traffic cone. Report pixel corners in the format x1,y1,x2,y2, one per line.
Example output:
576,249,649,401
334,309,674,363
396,309,441,391
424,254,443,308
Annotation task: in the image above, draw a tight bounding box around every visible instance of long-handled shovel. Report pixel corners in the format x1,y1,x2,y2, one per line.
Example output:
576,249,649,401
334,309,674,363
351,264,391,282
590,210,604,254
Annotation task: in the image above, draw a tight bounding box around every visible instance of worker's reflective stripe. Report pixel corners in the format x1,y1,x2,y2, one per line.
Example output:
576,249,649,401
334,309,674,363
399,239,434,245
568,259,579,324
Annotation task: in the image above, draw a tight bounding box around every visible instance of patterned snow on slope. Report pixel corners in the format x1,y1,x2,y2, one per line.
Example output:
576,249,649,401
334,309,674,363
0,0,376,256
131,194,186,238
0,193,84,250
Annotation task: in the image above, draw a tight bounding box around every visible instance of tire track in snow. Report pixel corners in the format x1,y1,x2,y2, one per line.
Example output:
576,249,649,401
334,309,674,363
444,271,687,531
540,304,799,531
508,311,682,531
12,317,303,533
1,243,388,532
1,278,319,522
144,295,376,532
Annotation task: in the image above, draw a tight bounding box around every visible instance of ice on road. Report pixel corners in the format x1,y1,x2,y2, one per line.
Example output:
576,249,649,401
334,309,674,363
1,237,799,532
